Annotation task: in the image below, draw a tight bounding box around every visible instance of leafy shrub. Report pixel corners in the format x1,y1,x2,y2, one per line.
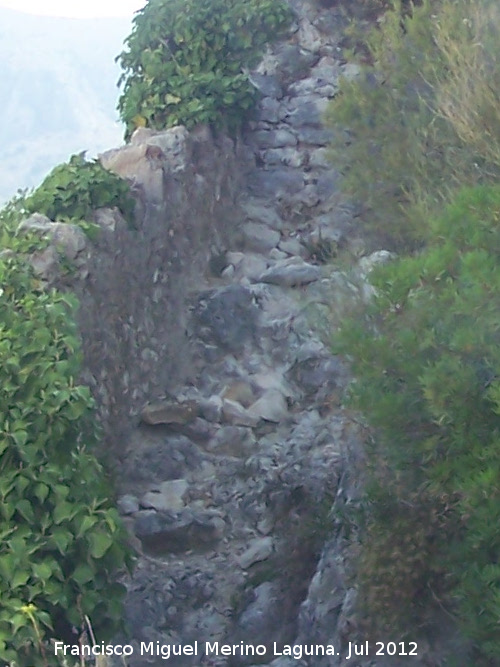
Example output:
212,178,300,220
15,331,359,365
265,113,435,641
335,185,500,660
326,0,500,250
0,249,133,666
116,0,293,138
0,193,44,254
24,154,135,228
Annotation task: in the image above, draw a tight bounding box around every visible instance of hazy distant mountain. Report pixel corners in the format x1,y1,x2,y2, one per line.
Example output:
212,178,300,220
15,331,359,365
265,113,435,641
0,7,133,203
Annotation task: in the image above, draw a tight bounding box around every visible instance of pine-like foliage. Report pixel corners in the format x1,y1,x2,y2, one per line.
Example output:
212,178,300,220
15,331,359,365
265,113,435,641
336,185,500,660
326,0,500,250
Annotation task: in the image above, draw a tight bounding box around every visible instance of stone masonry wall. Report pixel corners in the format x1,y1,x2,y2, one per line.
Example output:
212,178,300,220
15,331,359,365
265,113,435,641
19,0,461,665
32,126,243,450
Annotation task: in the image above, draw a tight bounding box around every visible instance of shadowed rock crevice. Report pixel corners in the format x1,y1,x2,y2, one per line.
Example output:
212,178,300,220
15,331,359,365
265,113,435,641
24,1,453,665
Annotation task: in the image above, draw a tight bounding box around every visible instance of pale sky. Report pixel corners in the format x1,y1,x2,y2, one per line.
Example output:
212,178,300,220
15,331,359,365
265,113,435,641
0,0,147,18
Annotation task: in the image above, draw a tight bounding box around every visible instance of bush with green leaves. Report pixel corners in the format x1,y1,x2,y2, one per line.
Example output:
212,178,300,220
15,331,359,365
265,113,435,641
24,154,135,228
0,249,133,666
116,0,293,139
326,0,500,250
336,185,500,661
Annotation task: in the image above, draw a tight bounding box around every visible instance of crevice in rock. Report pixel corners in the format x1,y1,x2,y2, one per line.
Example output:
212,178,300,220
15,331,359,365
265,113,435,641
30,1,445,666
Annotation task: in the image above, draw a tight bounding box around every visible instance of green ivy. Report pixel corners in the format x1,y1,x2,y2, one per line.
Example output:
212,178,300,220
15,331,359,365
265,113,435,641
0,193,47,256
0,227,133,665
0,37,138,667
116,0,293,138
336,185,500,661
24,154,135,229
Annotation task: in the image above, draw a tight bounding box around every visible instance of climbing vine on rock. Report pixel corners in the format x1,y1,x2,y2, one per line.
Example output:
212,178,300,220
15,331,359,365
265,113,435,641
0,215,133,665
24,154,136,229
116,0,293,138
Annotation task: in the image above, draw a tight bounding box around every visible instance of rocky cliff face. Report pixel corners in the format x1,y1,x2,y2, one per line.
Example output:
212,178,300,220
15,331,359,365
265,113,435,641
25,1,455,665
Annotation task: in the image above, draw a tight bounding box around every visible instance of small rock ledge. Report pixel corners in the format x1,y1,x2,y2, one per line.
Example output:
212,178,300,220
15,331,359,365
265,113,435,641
29,1,445,665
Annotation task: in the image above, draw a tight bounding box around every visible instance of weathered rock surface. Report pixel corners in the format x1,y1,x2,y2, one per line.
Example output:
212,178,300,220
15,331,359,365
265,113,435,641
221,399,261,428
247,390,289,423
140,400,200,426
238,537,274,569
257,258,321,287
192,285,260,352
17,213,89,280
134,508,225,554
31,0,457,664
241,222,281,253
240,199,285,231
140,480,189,512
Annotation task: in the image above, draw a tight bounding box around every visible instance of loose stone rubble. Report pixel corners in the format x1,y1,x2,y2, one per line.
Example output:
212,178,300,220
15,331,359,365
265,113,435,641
20,1,464,665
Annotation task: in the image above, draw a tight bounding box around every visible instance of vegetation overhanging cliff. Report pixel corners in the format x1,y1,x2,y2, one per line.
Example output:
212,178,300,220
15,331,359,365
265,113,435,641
2,0,500,664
